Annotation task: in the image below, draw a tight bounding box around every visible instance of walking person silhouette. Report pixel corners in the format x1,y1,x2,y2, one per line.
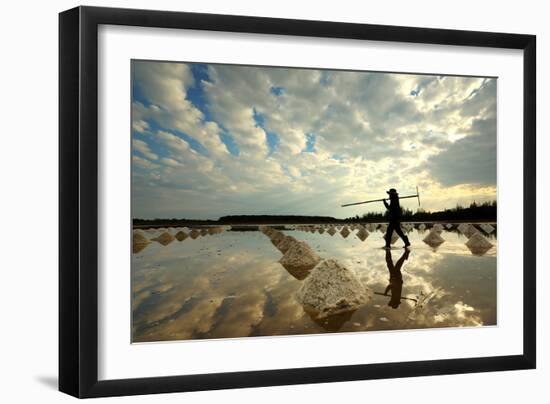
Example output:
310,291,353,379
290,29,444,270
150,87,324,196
382,188,411,249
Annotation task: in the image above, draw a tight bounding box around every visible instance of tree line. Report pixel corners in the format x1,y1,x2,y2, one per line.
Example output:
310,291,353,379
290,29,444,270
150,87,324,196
346,200,497,223
133,201,496,226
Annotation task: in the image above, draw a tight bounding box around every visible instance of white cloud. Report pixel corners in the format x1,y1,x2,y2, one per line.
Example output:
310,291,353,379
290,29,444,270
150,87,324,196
132,119,149,134
131,61,497,219
132,139,158,161
132,155,159,170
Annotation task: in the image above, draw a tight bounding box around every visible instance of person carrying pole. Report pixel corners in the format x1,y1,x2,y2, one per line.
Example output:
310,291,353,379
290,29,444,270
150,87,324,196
382,188,411,249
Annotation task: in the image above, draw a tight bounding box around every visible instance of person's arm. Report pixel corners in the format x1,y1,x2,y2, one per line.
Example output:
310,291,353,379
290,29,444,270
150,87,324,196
383,199,389,209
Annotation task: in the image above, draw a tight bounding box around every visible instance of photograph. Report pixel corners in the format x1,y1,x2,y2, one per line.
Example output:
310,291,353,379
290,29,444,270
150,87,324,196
131,60,497,343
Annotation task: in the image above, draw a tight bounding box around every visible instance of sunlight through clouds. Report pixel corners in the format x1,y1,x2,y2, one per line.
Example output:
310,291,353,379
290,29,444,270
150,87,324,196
131,60,496,219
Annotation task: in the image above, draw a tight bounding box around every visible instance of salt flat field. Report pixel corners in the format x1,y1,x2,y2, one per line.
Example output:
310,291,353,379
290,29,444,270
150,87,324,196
132,223,497,343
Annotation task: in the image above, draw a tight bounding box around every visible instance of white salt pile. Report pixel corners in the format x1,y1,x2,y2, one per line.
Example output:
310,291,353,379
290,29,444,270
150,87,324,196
356,227,369,242
340,227,350,238
446,224,454,229
432,223,444,233
276,235,298,254
318,227,325,234
480,223,495,234
379,224,388,233
418,223,426,231
465,233,493,255
153,231,175,246
175,231,188,241
296,259,371,318
367,223,376,232
199,229,208,236
422,230,445,248
264,227,276,236
279,241,321,270
133,229,145,236
457,223,478,238
270,232,285,246
189,229,200,239
327,228,336,236
133,232,150,253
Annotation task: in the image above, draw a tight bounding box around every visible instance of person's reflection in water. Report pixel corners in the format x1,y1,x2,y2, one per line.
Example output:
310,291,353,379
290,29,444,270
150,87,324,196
384,249,410,309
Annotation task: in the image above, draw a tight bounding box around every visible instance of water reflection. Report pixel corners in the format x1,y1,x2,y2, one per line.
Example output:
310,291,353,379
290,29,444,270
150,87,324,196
132,226,497,342
378,249,411,309
308,309,356,332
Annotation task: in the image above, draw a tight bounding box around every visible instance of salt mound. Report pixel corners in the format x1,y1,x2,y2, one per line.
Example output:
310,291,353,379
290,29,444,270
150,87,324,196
318,227,325,234
133,232,150,253
279,241,321,270
465,233,493,255
418,223,426,231
189,229,200,239
367,223,376,232
277,235,298,254
327,228,336,236
340,227,350,238
270,232,285,245
458,223,478,238
432,223,444,233
296,259,371,318
379,224,388,233
175,231,188,241
133,229,145,236
457,223,479,238
445,224,453,229
199,229,208,236
153,231,175,246
422,230,445,247
356,227,369,242
480,223,495,234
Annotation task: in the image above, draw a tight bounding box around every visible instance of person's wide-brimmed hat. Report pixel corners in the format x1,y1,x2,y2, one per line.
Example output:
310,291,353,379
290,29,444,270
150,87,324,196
386,188,398,195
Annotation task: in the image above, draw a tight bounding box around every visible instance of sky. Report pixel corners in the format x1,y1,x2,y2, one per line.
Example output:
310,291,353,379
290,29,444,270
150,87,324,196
131,60,497,220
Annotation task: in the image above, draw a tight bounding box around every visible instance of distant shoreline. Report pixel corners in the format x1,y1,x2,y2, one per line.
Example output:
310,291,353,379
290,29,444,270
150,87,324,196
133,218,496,229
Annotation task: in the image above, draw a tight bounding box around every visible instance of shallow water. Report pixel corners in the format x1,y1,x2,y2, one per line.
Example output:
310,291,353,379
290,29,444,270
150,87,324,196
132,225,497,343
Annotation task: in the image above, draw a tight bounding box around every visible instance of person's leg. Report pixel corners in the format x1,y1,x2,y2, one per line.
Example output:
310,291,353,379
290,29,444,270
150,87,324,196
394,222,410,247
384,222,395,247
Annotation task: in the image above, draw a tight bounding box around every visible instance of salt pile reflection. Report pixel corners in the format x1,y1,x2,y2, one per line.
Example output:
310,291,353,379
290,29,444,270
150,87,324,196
132,225,496,342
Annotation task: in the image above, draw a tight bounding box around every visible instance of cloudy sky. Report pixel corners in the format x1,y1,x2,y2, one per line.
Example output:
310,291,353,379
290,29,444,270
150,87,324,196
131,60,496,220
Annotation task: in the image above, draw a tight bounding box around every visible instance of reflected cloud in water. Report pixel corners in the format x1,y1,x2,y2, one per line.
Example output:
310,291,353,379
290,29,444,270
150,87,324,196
132,227,496,342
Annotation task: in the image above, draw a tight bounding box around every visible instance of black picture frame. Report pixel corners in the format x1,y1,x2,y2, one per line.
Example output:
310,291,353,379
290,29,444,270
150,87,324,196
59,5,536,398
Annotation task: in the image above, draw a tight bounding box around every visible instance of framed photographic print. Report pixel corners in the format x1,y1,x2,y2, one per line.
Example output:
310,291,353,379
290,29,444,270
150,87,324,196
59,6,536,398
